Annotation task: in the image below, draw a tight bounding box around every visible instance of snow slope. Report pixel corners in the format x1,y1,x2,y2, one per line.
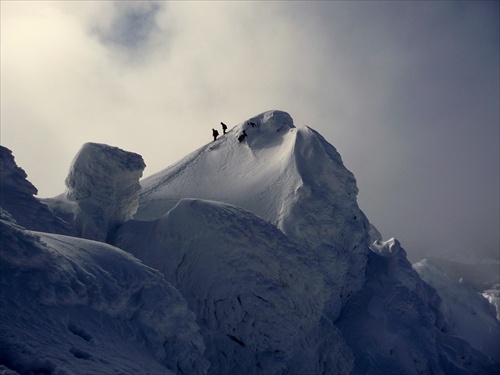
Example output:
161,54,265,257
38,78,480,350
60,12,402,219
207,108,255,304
115,198,354,374
414,259,500,360
0,208,208,375
136,110,370,318
337,238,499,375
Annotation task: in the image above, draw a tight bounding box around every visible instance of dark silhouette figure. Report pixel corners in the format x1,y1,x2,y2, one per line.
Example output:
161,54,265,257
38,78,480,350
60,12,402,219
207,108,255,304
212,128,219,141
221,122,228,134
238,130,247,143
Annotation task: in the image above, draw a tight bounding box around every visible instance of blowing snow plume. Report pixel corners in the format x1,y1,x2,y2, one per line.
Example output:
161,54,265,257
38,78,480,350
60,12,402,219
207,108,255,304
64,142,145,242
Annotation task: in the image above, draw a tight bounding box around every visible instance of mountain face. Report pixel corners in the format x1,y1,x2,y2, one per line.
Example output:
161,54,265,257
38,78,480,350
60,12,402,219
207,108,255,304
0,146,73,236
135,110,370,320
1,110,499,374
0,208,208,375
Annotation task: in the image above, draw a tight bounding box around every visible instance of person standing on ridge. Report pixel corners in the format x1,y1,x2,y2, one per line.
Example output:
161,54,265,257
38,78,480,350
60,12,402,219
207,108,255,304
212,128,219,141
221,122,227,134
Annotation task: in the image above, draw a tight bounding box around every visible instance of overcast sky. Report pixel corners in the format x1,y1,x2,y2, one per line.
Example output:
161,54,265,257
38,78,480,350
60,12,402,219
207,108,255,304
1,1,498,262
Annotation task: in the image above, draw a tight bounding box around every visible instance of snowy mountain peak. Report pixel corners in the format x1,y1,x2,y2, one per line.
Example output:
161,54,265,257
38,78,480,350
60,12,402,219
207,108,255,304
230,110,296,148
241,109,295,132
139,110,368,252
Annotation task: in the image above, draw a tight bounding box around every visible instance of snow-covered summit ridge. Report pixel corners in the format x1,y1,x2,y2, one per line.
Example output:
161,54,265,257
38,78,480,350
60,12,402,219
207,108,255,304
137,109,371,320
231,110,296,148
138,110,368,252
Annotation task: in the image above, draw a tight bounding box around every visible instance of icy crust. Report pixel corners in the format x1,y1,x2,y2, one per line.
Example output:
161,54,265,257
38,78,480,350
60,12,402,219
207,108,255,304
0,146,73,235
115,199,355,375
413,259,500,360
338,238,500,375
53,142,146,242
0,209,208,375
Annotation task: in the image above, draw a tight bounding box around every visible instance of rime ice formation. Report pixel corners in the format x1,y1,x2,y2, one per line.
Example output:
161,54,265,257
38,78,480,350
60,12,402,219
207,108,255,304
115,199,355,374
1,111,499,374
0,209,208,374
50,142,146,242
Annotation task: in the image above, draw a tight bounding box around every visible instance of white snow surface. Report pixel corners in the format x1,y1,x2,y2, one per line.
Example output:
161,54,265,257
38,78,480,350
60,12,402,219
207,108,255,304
1,110,499,374
413,259,500,360
48,142,146,242
138,110,369,253
0,208,208,375
137,110,370,318
115,198,355,374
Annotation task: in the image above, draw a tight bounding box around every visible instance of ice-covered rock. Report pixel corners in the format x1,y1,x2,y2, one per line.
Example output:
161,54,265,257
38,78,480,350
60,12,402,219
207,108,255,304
337,239,499,374
115,198,355,374
0,146,73,235
48,142,146,242
0,208,208,375
414,259,500,360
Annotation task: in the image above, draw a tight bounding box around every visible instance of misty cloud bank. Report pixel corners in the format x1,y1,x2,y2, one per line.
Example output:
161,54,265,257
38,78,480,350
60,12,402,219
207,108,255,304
1,1,498,262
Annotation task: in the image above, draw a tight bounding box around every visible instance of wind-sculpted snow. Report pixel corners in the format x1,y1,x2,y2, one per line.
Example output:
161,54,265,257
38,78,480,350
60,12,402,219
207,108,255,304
137,110,371,319
0,209,208,375
0,146,73,235
336,238,500,374
138,110,368,251
414,259,500,360
115,199,355,374
47,142,146,242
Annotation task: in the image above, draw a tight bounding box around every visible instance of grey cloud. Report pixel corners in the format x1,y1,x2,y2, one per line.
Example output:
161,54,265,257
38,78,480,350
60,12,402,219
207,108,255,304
1,1,498,262
91,1,163,54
